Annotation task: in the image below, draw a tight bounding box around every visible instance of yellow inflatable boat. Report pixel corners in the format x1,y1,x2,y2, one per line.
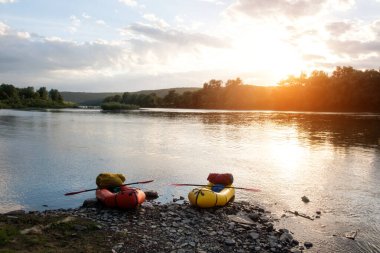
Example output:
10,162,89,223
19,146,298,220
188,183,235,208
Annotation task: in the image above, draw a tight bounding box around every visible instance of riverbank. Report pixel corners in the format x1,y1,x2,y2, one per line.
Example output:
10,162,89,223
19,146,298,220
0,200,308,253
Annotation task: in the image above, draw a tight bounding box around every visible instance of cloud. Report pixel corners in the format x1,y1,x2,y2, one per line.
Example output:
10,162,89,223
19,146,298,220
325,21,353,36
68,15,81,33
0,22,9,35
324,19,380,58
372,20,380,37
0,22,231,91
96,19,106,26
328,39,380,57
82,13,91,19
0,28,127,76
198,0,225,5
123,23,229,49
0,0,15,3
227,0,325,20
302,54,327,61
118,0,138,7
117,23,230,74
142,14,169,28
227,0,355,20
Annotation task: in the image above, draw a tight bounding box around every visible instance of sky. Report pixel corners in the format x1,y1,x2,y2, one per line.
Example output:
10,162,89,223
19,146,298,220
0,0,380,92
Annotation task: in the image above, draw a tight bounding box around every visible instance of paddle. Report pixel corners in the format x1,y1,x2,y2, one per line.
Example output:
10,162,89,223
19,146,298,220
64,180,154,196
171,183,261,192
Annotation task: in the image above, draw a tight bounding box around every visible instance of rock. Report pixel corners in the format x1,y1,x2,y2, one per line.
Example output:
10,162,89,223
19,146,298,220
224,238,236,246
82,198,99,208
249,232,260,240
141,202,154,209
4,209,26,215
249,212,260,221
228,214,255,225
301,196,310,203
20,225,44,235
345,230,358,240
280,232,293,243
316,210,321,215
73,224,87,231
144,190,159,200
266,224,274,232
304,241,313,248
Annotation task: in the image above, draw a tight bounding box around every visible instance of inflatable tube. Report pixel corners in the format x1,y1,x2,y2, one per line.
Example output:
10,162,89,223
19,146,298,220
188,183,235,208
96,185,145,209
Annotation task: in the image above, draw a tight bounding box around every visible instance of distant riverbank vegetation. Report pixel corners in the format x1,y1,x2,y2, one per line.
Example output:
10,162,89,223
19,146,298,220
0,84,76,109
101,102,139,110
103,66,380,112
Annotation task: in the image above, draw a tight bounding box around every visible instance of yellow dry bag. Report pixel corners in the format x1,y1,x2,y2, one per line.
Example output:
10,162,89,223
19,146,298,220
96,173,126,189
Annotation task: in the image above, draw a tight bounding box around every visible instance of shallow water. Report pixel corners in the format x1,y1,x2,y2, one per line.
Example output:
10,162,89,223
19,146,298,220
0,108,379,252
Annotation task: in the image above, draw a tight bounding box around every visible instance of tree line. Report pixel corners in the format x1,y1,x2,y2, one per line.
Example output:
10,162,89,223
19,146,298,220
0,84,73,109
103,66,380,112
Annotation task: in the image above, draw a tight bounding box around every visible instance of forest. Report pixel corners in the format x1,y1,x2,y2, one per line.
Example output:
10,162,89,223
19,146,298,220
0,84,73,109
103,66,380,112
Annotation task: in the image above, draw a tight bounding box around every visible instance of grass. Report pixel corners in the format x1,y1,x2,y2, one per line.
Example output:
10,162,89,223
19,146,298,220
0,213,121,253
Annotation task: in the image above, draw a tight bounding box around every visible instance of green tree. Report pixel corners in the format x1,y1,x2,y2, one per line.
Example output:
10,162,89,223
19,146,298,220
37,87,49,100
49,89,63,102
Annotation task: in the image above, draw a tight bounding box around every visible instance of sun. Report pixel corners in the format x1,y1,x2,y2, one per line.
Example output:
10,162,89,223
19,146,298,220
233,32,304,81
206,23,307,85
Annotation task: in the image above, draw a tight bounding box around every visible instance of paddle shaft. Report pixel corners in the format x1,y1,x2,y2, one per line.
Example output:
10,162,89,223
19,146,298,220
172,183,260,192
65,180,154,196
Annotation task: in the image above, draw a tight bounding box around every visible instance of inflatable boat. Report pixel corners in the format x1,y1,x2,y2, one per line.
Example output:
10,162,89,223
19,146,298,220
188,183,235,208
96,185,145,209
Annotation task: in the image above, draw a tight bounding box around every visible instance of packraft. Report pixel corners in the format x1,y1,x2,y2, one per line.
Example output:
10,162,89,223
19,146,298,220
95,173,145,209
188,173,235,208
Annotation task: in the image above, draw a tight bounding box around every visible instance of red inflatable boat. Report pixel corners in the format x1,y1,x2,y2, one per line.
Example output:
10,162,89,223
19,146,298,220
96,185,146,209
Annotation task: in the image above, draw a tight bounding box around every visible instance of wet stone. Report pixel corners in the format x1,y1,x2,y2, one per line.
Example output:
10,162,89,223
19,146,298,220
225,238,236,246
304,242,313,248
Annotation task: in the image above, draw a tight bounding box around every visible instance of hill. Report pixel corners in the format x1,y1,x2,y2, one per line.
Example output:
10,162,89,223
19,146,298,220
61,87,200,106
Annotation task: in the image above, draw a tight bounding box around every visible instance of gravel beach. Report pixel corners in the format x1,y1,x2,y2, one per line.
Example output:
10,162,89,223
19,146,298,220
1,199,308,253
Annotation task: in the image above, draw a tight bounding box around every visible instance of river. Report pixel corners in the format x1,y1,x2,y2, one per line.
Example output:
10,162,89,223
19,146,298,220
0,108,379,252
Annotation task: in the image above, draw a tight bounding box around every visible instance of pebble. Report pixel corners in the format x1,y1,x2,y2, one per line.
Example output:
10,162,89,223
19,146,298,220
225,238,236,246
304,242,313,248
249,232,260,240
8,200,302,253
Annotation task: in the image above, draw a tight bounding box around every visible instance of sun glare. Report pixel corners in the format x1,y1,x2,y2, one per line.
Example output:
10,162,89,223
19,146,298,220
228,28,305,85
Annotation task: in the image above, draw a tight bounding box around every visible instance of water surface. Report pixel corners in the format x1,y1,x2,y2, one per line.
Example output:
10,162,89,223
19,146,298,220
0,108,379,252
